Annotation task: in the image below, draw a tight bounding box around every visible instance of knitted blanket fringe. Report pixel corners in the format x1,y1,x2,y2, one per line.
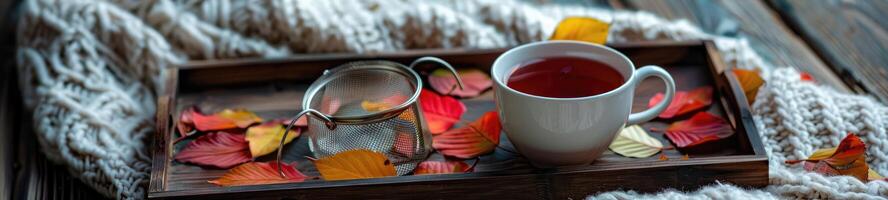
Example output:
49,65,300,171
14,0,888,199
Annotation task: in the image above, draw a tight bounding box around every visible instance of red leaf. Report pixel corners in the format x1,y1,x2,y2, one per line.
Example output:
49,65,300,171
177,106,200,137
800,72,815,82
804,161,840,176
175,132,251,168
392,132,415,157
786,134,869,182
662,112,733,148
432,111,501,159
825,134,866,166
413,160,471,175
419,89,466,134
208,162,307,186
428,68,493,98
648,86,713,118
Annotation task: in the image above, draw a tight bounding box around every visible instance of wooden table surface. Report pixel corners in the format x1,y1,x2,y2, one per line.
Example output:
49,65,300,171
3,0,888,199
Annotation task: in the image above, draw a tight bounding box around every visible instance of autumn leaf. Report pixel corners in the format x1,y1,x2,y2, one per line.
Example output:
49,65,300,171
785,134,869,182
732,69,764,105
174,132,251,169
648,86,713,119
208,162,308,186
245,122,301,158
413,160,471,175
549,17,610,44
361,93,409,112
177,106,200,137
869,169,886,182
608,125,663,158
661,112,733,148
800,72,815,82
392,132,415,157
432,111,501,159
312,149,397,181
419,89,466,134
192,109,263,131
428,68,493,98
658,153,669,161
681,154,690,160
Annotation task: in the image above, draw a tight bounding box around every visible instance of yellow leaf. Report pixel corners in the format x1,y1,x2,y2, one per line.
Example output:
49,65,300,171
807,147,836,161
869,169,884,181
549,17,610,44
217,109,264,128
731,69,764,105
313,149,397,181
245,122,299,158
361,100,393,112
608,125,663,158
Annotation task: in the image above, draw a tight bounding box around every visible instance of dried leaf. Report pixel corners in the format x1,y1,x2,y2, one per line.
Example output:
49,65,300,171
413,160,471,175
193,109,263,131
313,149,397,181
392,132,415,157
658,153,669,161
432,111,501,159
549,17,609,44
174,132,251,168
786,134,869,182
428,68,493,98
681,154,690,160
419,89,466,134
869,169,885,182
662,112,733,148
245,122,300,158
800,72,815,82
732,69,764,105
648,86,713,119
177,106,200,137
608,125,663,158
361,93,409,112
209,162,307,186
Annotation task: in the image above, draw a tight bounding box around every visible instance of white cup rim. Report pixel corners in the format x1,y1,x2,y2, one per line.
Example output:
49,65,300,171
491,41,637,101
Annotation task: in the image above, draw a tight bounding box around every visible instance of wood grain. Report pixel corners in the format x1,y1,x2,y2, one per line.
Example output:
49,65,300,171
769,0,888,102
615,0,852,93
151,41,768,199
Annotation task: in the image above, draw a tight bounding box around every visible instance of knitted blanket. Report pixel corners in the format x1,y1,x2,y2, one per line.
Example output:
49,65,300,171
15,0,888,199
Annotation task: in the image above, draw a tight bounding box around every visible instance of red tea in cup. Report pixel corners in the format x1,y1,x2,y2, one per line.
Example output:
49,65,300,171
506,56,624,98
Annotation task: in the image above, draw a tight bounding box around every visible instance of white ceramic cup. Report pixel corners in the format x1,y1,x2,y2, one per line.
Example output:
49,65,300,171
491,41,676,167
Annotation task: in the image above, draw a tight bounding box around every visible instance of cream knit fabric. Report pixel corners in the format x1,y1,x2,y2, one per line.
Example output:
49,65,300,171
15,0,888,199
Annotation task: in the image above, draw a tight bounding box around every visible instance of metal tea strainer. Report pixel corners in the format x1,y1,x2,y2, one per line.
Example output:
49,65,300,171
275,57,464,176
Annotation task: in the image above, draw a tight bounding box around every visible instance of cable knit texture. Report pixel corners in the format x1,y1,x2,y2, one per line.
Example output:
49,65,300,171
14,0,887,199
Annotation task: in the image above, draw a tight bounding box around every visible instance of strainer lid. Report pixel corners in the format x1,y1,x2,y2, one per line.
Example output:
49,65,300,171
302,60,423,124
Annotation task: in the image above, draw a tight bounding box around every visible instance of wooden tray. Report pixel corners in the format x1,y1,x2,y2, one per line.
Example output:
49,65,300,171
149,40,768,199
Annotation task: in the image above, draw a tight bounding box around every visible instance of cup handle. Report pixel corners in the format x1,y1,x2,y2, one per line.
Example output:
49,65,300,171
627,65,675,125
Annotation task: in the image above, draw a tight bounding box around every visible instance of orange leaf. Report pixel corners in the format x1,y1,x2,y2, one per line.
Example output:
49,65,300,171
681,154,690,160
312,149,397,181
786,134,869,182
549,17,610,44
176,106,200,137
662,112,733,148
419,89,466,134
658,153,669,161
174,132,251,168
413,160,471,175
800,72,815,82
648,86,713,118
361,93,409,112
732,69,764,105
208,162,307,186
192,109,263,131
432,111,501,159
245,122,301,158
428,68,493,98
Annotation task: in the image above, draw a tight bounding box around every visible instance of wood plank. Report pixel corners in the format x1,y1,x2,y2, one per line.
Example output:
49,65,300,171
769,0,888,103
615,0,852,93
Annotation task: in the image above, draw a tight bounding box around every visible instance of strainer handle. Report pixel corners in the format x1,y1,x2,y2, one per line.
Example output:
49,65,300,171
275,108,334,177
409,57,465,94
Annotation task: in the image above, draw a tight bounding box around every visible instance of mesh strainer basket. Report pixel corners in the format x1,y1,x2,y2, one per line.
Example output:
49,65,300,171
275,57,463,176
